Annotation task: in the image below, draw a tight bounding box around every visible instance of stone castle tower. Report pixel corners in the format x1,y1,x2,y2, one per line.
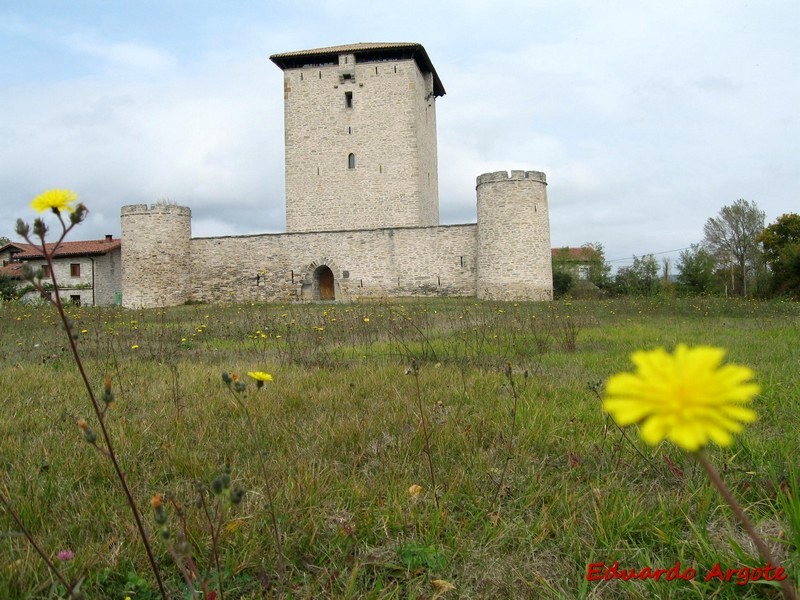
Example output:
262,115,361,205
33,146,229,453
270,43,444,232
121,42,553,307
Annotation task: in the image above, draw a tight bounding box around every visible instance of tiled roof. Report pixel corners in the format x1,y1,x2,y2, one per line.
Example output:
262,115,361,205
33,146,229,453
271,42,421,58
0,242,35,254
15,238,121,259
270,42,445,97
0,262,24,279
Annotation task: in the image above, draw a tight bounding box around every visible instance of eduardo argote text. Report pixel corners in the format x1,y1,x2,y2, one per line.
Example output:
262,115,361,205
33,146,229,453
587,561,788,586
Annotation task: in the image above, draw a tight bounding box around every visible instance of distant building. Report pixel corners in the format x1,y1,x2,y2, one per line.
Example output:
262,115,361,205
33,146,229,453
551,247,602,281
121,42,554,308
0,237,121,306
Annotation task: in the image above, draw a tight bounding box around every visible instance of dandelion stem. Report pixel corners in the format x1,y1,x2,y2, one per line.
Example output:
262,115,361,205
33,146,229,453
0,491,73,593
199,492,225,600
698,453,797,600
24,228,168,600
491,363,518,514
225,384,285,591
412,361,439,511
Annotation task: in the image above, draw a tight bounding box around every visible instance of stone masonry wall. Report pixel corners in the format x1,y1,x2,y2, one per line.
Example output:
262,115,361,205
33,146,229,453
121,204,191,308
93,248,122,306
187,224,477,304
283,56,438,232
414,68,439,226
23,256,96,306
477,171,553,301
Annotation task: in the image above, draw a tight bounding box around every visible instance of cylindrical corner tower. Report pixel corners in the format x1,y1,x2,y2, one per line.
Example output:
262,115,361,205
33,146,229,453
121,204,192,308
476,170,553,301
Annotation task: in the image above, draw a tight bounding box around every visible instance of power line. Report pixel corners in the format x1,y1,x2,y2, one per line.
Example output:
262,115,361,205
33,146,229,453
607,246,692,263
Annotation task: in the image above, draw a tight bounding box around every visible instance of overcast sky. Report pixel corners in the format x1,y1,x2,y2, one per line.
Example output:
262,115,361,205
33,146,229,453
2,1,798,268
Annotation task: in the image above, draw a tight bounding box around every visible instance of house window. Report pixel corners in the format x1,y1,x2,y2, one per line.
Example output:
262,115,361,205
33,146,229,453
42,265,51,278
70,263,81,277
348,153,356,169
345,91,353,108
578,266,590,280
70,295,81,306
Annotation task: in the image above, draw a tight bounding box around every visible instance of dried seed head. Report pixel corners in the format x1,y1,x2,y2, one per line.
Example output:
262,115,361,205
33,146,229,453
15,219,30,237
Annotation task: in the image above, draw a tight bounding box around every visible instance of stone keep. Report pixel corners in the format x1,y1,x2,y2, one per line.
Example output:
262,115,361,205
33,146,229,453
271,43,444,232
120,43,553,308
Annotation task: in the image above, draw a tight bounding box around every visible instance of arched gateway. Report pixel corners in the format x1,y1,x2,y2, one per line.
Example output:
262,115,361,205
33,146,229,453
314,265,335,300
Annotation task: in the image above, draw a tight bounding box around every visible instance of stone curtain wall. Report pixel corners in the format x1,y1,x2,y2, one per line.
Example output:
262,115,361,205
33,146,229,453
187,224,478,304
283,57,438,233
119,173,554,308
476,171,553,301
121,204,191,308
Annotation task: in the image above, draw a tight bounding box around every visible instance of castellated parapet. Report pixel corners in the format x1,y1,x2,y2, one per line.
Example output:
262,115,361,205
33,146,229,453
121,204,191,308
476,170,553,301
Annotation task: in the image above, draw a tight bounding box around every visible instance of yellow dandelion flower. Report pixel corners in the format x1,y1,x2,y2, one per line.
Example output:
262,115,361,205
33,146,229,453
30,189,78,213
248,371,273,383
363,317,369,323
603,344,759,452
130,344,139,350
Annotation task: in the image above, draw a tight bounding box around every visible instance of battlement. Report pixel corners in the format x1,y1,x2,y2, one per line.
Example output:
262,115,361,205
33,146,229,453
121,204,192,217
476,170,547,186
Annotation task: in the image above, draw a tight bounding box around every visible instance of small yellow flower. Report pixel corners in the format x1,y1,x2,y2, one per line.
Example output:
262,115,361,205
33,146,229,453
30,189,78,213
363,317,369,323
408,484,423,499
248,371,273,385
603,344,759,452
130,344,139,350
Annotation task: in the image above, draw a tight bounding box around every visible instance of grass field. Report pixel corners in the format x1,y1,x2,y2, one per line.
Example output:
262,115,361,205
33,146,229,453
1,296,799,599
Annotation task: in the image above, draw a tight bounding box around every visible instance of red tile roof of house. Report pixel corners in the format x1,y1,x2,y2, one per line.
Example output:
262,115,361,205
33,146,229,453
0,262,25,279
551,247,601,261
13,238,121,259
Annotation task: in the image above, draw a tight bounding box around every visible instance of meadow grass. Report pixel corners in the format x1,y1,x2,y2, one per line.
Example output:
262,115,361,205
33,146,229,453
0,296,798,599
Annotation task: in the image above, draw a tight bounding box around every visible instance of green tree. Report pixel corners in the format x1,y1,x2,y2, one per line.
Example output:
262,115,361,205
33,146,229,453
0,275,19,301
614,254,662,295
552,269,574,298
758,213,800,298
583,242,612,289
0,236,10,247
703,199,765,296
677,244,718,295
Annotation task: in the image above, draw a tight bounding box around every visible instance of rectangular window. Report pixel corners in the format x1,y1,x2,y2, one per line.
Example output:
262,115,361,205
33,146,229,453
345,91,353,108
42,265,51,278
70,295,81,306
70,263,81,277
